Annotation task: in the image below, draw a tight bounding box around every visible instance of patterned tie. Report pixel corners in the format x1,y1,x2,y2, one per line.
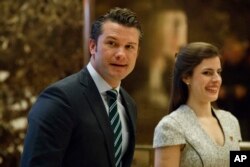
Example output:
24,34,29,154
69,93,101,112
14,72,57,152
106,89,122,167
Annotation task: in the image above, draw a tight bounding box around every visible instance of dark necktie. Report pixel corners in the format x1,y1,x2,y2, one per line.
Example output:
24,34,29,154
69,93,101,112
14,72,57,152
106,89,122,167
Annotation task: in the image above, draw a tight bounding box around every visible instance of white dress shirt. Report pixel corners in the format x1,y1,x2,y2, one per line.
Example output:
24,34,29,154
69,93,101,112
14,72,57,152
87,62,129,157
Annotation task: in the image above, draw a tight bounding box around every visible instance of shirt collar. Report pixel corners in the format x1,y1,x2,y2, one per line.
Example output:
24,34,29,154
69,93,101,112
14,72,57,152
87,62,120,94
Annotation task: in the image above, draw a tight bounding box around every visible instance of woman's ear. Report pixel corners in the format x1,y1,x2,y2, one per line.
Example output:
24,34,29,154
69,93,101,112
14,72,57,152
182,75,191,86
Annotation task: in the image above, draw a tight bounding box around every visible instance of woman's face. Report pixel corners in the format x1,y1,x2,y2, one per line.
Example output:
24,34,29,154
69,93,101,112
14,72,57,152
185,56,222,104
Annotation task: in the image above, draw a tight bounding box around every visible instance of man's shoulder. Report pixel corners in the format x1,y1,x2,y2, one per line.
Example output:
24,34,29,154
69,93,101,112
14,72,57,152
49,68,88,89
39,69,88,97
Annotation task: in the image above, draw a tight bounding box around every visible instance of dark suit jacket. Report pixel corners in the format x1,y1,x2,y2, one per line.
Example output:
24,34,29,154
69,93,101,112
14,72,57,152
20,68,137,167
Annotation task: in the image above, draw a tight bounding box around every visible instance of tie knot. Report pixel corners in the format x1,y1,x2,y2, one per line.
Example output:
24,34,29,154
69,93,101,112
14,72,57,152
106,89,118,100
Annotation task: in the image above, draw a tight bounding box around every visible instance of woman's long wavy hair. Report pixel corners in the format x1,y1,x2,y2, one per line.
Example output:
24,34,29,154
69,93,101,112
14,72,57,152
168,42,221,113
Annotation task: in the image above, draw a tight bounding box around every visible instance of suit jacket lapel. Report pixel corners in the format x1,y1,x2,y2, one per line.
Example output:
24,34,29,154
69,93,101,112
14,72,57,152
119,88,136,166
79,68,115,167
120,88,136,136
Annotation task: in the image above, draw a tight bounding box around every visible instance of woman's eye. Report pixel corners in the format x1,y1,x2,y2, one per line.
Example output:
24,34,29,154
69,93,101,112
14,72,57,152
203,71,213,75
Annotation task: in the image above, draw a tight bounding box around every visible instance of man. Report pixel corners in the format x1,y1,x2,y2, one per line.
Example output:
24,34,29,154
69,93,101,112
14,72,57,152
20,7,142,167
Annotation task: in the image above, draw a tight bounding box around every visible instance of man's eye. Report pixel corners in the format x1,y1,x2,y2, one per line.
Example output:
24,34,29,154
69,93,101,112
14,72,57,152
107,41,116,46
125,45,134,49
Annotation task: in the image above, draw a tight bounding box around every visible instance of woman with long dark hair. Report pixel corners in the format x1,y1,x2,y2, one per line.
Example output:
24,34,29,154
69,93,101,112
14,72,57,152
153,42,241,167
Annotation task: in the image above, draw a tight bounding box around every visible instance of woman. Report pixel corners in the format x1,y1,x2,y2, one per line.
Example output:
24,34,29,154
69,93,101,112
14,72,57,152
153,42,242,167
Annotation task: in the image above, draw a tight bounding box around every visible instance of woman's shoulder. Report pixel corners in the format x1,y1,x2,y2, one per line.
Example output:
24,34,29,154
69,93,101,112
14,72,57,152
156,105,194,127
153,105,188,147
214,108,242,141
214,108,239,123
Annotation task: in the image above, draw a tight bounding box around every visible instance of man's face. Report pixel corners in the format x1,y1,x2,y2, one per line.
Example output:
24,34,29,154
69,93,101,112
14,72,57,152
89,20,140,87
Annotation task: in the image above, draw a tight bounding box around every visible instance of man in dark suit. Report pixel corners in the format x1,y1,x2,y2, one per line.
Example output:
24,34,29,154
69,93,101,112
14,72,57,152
20,7,142,167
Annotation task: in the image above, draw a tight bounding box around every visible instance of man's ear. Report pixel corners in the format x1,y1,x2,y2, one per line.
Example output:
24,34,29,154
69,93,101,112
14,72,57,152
89,39,97,55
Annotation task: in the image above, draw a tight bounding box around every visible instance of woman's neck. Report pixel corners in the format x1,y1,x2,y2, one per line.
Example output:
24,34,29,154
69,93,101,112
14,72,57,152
186,99,212,118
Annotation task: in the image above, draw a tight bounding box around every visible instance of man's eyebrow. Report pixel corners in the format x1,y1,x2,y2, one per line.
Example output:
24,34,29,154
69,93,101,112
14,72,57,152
105,36,138,45
127,42,137,45
105,36,117,40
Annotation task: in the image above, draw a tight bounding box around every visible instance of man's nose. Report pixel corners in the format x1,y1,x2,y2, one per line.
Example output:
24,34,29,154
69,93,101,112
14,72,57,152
115,47,126,59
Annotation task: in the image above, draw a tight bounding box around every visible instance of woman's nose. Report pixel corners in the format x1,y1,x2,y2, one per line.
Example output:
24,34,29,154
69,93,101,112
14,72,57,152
212,73,222,82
